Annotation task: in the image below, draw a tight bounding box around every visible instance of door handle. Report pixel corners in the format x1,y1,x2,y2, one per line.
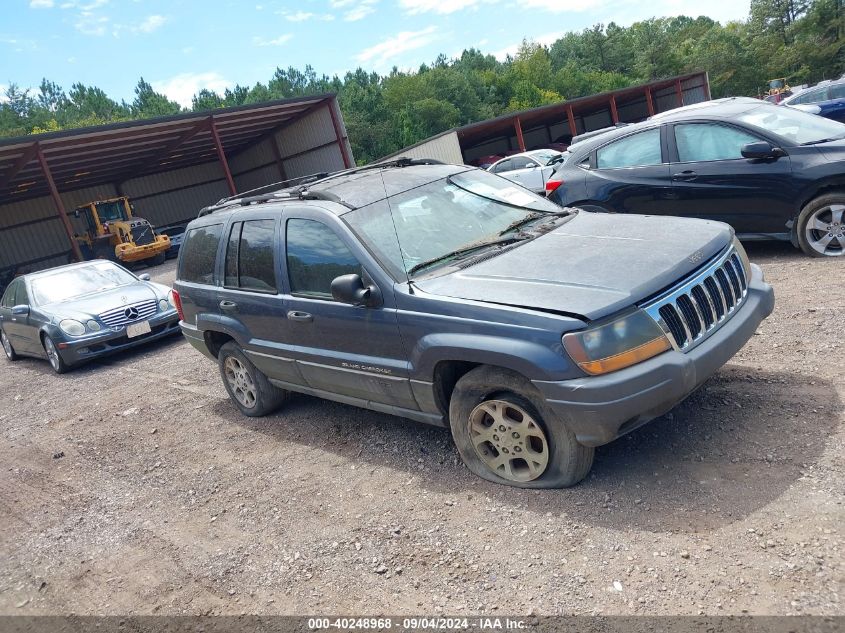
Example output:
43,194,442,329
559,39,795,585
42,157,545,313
219,300,238,311
672,170,698,182
287,310,313,323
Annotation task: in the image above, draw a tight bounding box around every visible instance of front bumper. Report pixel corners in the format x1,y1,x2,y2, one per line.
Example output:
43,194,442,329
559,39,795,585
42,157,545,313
56,310,181,365
533,264,775,447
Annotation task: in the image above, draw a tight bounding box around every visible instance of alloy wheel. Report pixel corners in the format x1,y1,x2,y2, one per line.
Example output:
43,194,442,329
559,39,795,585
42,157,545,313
806,204,845,256
44,337,60,372
223,356,257,409
468,399,549,482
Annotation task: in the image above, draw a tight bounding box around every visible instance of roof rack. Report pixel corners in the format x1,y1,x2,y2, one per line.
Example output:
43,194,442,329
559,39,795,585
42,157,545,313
198,157,444,217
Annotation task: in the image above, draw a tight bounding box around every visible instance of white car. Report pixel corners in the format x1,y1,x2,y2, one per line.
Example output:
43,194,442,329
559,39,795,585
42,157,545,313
487,149,565,194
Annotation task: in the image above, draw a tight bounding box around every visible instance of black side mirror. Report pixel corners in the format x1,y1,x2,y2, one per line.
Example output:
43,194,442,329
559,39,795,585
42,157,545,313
11,305,29,316
138,273,151,281
331,274,381,307
741,142,786,160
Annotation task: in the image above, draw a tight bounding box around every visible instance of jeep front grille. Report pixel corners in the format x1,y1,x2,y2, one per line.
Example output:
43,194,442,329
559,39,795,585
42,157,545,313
643,246,749,351
99,299,157,328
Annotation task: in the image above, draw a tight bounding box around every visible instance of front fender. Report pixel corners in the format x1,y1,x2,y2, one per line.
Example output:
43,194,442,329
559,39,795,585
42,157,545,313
409,332,582,382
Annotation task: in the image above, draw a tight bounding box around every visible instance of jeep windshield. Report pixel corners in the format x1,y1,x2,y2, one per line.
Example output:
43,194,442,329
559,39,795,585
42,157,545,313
344,169,568,279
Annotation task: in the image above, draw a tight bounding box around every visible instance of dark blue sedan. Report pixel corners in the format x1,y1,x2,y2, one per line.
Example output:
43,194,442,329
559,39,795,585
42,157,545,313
0,260,180,373
781,79,845,123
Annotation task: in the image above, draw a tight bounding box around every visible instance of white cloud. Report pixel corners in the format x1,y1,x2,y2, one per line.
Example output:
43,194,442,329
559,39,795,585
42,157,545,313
137,14,167,33
280,10,334,21
30,0,54,8
60,0,110,8
74,11,109,36
492,30,566,60
520,0,602,12
332,0,378,21
0,85,8,103
252,34,293,47
398,0,479,14
152,72,230,108
356,25,438,67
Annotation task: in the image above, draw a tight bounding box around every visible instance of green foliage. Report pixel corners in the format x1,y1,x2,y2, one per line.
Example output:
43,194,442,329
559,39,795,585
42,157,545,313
1,1,843,165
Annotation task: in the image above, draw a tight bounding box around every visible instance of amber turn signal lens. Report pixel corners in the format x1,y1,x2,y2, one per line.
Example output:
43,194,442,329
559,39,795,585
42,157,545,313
570,336,671,375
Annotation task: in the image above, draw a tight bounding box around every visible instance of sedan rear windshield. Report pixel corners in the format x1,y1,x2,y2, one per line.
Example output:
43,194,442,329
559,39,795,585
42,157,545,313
737,105,845,145
31,262,137,305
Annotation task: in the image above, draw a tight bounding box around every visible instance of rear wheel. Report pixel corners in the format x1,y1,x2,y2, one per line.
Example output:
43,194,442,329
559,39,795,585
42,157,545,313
218,341,288,417
42,335,69,374
796,193,845,257
449,366,594,488
1,329,18,361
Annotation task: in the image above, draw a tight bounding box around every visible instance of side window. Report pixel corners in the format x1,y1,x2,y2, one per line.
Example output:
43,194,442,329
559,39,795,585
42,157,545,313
674,124,763,162
596,129,662,169
1,280,19,307
829,84,845,100
179,224,223,284
515,158,537,169
16,281,28,305
493,159,513,173
793,88,826,105
224,219,277,293
286,219,362,299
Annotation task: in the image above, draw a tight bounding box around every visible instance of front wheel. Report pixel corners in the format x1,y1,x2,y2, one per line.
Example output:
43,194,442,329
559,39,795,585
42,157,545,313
449,366,594,488
43,335,69,374
149,251,167,266
1,329,19,361
796,194,845,257
218,341,288,417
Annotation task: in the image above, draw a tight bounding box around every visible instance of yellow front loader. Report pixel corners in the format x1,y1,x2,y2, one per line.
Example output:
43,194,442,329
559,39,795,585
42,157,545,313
74,197,170,266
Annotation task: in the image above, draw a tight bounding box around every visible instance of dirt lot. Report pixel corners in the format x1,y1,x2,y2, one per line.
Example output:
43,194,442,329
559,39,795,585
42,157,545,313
0,243,842,617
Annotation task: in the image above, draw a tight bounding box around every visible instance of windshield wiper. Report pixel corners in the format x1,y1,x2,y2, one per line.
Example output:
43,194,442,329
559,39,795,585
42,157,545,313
801,136,845,146
408,235,527,276
498,210,572,236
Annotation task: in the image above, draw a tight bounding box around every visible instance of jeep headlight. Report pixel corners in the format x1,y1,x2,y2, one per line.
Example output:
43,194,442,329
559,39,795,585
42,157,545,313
59,319,86,337
733,237,751,280
562,310,671,376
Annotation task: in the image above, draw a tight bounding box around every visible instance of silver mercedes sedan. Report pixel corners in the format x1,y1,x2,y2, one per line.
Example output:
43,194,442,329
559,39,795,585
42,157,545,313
0,260,179,373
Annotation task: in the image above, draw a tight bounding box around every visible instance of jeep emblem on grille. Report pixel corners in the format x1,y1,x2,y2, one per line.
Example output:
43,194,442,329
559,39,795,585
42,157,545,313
688,250,704,264
124,306,140,320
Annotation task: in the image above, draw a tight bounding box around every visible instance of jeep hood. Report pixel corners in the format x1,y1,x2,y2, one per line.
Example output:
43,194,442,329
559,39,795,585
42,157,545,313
413,212,733,321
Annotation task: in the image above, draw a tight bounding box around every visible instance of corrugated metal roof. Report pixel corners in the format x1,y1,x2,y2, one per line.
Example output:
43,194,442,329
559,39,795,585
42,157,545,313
0,93,337,205
377,72,710,161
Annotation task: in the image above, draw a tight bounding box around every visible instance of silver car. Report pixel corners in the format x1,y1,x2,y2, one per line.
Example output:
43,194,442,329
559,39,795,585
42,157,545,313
487,149,565,194
0,260,180,373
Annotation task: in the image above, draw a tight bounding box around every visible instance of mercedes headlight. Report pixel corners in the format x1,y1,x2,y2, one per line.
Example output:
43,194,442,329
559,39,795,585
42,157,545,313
59,319,86,337
158,299,169,312
86,320,101,332
562,310,671,376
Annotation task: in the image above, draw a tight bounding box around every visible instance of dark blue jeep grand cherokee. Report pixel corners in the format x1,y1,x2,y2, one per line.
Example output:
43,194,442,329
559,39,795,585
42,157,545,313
173,160,774,488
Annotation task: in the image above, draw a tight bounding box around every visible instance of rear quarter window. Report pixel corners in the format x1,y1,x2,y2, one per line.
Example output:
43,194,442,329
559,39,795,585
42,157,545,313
179,224,223,284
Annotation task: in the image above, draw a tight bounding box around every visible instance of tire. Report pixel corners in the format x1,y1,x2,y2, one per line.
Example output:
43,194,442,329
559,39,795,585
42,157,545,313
149,251,166,266
218,341,288,417
1,328,18,361
796,193,845,257
449,366,594,488
42,334,69,374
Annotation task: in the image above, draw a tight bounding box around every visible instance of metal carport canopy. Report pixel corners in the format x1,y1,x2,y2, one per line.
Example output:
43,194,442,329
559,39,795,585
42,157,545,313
0,93,350,263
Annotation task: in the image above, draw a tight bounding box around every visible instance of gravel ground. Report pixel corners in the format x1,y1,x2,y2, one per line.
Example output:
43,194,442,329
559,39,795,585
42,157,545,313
0,242,842,616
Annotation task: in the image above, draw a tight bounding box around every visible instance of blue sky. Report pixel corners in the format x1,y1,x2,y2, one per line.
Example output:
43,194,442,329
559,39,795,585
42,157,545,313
3,0,751,107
